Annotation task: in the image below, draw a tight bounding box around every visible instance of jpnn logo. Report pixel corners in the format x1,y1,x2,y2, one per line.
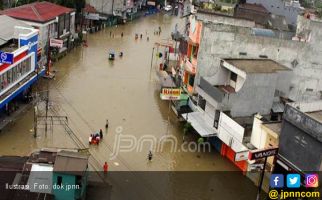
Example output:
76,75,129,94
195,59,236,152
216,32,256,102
270,174,284,188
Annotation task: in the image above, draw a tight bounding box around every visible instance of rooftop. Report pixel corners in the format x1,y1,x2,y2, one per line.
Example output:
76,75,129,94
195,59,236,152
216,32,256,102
236,3,269,14
0,1,73,23
306,111,322,123
0,15,32,46
262,122,282,136
53,151,89,176
223,58,290,73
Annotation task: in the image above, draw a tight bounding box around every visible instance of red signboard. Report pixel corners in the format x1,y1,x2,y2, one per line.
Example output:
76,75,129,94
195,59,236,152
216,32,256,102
248,147,279,160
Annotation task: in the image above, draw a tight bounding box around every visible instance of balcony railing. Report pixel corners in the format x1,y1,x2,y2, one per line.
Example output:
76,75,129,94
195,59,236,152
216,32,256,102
199,77,225,103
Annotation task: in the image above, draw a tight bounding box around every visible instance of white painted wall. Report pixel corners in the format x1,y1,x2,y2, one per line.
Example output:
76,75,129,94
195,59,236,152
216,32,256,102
250,114,266,149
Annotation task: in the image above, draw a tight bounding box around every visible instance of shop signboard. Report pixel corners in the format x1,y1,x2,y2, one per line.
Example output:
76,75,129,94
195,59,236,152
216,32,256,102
234,150,249,162
160,88,181,100
50,38,63,48
249,147,279,160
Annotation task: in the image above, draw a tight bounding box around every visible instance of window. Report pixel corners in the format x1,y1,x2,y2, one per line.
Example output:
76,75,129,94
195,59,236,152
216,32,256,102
57,176,63,186
214,110,220,129
239,52,247,56
0,56,32,94
259,55,268,58
230,72,237,82
65,14,70,32
188,75,195,87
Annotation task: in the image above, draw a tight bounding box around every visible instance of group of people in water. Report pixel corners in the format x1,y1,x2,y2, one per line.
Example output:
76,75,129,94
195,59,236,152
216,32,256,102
89,120,109,145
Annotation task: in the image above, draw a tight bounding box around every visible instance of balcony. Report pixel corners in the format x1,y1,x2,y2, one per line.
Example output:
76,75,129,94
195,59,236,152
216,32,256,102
198,77,225,103
185,59,197,74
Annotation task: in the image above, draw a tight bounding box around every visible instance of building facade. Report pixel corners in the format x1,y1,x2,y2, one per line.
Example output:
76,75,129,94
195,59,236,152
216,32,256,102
0,17,45,117
1,2,76,66
275,102,322,173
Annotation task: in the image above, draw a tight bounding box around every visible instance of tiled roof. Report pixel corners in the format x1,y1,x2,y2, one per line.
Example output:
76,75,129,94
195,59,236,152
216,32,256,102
84,4,97,13
0,1,73,23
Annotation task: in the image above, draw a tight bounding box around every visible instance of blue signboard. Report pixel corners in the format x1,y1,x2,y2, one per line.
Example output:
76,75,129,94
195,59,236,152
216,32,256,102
0,51,14,64
19,33,38,67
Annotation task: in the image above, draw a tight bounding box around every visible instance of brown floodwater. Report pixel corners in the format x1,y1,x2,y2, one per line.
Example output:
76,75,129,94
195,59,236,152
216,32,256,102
0,13,262,200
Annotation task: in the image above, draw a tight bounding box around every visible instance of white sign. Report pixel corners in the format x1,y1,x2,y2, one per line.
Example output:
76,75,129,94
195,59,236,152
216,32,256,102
234,150,249,162
50,38,63,48
219,112,245,143
160,88,181,100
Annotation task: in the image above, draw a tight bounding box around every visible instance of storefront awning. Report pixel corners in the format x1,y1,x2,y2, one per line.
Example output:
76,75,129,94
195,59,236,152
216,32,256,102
182,112,217,137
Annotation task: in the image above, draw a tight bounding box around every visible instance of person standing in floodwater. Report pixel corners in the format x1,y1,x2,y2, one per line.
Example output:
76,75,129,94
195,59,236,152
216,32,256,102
105,119,109,130
110,31,112,37
121,32,124,37
103,162,108,173
99,129,103,139
148,151,153,161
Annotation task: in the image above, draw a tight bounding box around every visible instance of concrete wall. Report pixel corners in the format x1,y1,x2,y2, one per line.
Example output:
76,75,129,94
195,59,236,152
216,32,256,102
196,11,256,28
196,17,322,103
250,114,265,149
279,104,322,171
220,73,278,117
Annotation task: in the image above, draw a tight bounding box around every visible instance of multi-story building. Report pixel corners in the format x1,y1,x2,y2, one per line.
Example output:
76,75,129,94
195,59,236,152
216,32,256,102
0,15,45,118
195,14,322,103
182,58,290,171
275,102,322,173
88,0,143,21
183,14,202,95
0,2,76,66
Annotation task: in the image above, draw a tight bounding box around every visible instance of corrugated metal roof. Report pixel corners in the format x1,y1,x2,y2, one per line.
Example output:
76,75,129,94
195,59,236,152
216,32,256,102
0,1,73,23
0,15,32,46
53,151,88,176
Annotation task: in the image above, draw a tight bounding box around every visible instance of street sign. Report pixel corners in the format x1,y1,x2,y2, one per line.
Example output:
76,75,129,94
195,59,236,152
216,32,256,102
234,150,249,162
0,51,14,64
50,38,63,48
249,147,279,160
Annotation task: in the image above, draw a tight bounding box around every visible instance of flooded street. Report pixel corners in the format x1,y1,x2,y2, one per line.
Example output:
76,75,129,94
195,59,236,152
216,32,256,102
0,13,261,199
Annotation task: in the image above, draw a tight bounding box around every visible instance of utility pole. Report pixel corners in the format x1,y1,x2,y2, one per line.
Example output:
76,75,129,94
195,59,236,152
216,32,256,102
45,83,49,136
34,106,37,138
256,157,267,200
46,25,51,77
149,47,155,80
